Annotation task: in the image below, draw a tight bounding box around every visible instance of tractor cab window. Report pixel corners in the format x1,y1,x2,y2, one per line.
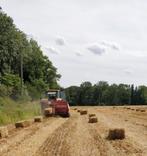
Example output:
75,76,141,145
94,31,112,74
47,91,58,100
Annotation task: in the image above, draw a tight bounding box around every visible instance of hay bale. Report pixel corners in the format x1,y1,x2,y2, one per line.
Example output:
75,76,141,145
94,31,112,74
140,109,146,112
15,120,31,128
89,117,98,123
80,110,88,115
136,109,140,111
0,126,8,138
77,109,81,112
44,108,52,117
34,116,43,122
108,128,125,140
88,114,96,118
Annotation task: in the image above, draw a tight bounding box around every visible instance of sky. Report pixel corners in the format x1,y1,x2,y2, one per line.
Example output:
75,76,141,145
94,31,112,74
1,0,147,87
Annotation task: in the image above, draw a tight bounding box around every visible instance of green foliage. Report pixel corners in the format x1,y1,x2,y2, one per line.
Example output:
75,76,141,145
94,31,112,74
66,81,147,106
0,97,41,125
65,86,80,105
0,11,61,100
0,73,20,87
0,84,12,97
0,73,22,99
26,79,48,100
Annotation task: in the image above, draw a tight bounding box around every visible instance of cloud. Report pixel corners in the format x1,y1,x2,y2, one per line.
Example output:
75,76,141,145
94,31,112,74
45,47,59,55
75,52,83,57
124,69,132,75
101,41,120,51
55,37,65,46
87,44,105,55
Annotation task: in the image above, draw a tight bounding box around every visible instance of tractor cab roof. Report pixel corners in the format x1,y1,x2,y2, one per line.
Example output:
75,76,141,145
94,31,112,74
47,89,60,96
47,89,59,92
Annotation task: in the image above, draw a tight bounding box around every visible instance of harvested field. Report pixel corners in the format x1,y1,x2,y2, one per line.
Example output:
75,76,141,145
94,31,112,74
0,126,8,138
0,106,147,156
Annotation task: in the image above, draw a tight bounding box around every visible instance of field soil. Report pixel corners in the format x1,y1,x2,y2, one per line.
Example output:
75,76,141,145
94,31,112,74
0,106,147,156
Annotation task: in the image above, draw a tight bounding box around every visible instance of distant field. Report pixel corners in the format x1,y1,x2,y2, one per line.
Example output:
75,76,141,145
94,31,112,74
0,106,147,155
0,97,41,125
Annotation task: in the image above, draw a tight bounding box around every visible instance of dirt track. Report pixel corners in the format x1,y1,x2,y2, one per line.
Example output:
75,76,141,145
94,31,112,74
0,106,147,156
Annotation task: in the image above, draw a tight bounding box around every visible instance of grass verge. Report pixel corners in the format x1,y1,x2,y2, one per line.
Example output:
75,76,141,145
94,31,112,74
0,97,41,126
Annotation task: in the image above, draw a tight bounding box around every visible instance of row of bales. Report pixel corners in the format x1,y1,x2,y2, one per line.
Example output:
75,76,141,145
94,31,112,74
73,108,98,123
0,116,43,139
0,106,70,139
0,106,68,139
123,107,146,112
73,107,125,140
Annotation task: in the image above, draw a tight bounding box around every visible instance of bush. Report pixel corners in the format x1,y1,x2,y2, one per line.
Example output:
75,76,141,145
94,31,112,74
0,84,12,97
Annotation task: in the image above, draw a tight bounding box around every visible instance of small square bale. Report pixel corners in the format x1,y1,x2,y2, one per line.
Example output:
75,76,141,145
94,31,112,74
108,128,125,140
34,116,43,122
89,114,96,118
89,117,98,123
0,126,8,138
15,120,31,128
44,108,52,117
136,109,140,111
140,109,146,112
15,121,24,128
80,110,88,115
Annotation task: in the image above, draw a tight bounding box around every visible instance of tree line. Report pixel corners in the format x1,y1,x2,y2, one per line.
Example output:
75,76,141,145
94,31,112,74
0,11,60,100
65,81,147,106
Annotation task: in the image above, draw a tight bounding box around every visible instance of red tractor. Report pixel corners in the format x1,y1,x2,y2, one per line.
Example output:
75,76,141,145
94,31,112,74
40,89,70,117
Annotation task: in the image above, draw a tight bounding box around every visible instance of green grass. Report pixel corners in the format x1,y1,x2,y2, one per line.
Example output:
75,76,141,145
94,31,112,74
0,97,41,126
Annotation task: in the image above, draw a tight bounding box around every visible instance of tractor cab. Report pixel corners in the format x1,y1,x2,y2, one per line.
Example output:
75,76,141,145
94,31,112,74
47,90,59,101
47,89,66,101
41,89,70,117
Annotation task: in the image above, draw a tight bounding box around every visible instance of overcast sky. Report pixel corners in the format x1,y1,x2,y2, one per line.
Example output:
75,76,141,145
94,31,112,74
1,0,147,87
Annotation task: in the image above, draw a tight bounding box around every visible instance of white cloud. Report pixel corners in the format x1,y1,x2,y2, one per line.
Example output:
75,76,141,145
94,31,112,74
75,52,83,57
45,47,59,55
55,37,65,46
101,41,120,51
124,69,132,75
87,44,105,55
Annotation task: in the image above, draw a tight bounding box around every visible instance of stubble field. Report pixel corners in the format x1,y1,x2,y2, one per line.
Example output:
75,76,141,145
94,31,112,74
0,106,147,156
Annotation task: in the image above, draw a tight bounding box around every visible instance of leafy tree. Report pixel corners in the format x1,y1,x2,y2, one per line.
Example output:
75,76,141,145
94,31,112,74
0,11,61,100
65,82,147,106
65,86,80,105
